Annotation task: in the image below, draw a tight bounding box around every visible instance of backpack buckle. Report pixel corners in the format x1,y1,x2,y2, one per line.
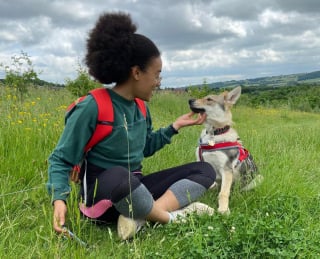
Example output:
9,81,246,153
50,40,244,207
70,165,81,183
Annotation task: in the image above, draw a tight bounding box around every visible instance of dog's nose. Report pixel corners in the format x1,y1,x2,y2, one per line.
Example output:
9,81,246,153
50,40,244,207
188,99,195,105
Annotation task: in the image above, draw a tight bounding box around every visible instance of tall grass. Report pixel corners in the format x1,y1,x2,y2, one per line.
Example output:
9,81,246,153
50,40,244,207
0,86,319,258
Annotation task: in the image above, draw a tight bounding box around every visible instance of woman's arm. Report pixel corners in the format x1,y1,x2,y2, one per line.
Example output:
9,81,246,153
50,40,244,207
143,110,206,157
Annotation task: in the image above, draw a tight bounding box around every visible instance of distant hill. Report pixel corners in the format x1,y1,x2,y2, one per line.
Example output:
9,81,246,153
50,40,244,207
188,70,320,89
183,70,320,113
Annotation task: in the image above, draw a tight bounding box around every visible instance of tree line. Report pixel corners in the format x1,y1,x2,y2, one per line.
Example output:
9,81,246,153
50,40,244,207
1,52,319,112
238,84,320,112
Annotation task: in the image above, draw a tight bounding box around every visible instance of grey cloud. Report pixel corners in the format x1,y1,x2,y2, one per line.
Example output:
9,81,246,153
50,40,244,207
0,0,319,86
0,0,93,27
211,0,320,20
275,0,320,13
0,0,48,20
0,16,52,47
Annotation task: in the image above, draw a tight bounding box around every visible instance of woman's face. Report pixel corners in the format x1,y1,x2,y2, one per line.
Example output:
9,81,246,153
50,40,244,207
134,56,162,101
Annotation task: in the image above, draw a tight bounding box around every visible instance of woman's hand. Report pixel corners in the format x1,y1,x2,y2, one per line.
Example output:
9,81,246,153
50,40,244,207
53,200,67,233
172,112,206,131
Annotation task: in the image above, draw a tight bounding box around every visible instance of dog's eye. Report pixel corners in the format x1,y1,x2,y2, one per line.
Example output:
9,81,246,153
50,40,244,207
206,97,213,101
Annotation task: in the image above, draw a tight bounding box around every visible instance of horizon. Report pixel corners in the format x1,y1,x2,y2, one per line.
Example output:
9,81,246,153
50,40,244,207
1,69,319,89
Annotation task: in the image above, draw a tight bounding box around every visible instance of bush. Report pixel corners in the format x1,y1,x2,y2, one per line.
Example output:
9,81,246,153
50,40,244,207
188,79,212,98
65,65,101,97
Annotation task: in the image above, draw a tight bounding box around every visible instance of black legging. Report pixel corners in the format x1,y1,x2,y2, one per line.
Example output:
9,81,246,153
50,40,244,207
80,161,216,222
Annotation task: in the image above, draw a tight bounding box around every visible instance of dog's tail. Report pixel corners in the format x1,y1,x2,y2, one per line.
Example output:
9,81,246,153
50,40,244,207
241,174,264,191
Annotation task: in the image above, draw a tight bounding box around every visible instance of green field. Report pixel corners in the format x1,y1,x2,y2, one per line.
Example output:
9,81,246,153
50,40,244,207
1,86,320,258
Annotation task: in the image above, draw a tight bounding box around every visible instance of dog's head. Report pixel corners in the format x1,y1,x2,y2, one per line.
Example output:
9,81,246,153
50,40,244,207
189,86,241,127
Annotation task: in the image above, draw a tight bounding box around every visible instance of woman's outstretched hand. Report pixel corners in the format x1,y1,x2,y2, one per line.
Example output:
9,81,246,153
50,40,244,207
172,112,206,131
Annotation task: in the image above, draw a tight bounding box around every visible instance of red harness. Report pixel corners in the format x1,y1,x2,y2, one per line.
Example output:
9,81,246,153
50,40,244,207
198,141,249,162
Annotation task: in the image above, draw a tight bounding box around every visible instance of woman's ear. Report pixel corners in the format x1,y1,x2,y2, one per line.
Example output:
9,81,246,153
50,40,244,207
131,66,141,81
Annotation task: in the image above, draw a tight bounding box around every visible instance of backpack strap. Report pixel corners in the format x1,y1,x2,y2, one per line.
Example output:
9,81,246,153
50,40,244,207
84,89,147,152
68,87,147,184
135,98,147,118
66,96,86,112
84,88,113,152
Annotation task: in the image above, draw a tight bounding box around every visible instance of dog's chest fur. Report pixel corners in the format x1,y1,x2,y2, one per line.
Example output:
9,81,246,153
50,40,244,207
196,128,243,181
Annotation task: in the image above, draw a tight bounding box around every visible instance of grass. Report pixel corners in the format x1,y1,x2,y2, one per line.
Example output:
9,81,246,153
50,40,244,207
0,86,320,258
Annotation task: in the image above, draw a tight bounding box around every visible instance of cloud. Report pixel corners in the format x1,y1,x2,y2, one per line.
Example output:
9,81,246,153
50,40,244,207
0,0,319,87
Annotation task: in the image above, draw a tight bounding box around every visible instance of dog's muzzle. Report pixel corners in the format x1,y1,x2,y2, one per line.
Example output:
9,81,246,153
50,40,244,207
188,99,206,113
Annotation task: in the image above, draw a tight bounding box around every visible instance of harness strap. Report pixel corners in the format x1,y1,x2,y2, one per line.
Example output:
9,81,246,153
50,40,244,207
198,141,249,162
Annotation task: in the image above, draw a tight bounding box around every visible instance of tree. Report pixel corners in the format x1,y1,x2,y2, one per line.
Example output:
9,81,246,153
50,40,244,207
65,64,101,97
1,51,39,101
188,79,212,98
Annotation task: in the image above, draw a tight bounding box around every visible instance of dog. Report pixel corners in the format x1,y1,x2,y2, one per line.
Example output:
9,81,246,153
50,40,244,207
189,86,263,214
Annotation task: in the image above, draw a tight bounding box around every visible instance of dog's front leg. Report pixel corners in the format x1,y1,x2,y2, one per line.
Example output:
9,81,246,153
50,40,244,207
218,170,233,214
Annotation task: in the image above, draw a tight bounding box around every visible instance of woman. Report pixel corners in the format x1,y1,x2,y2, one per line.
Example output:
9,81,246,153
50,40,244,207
47,12,216,241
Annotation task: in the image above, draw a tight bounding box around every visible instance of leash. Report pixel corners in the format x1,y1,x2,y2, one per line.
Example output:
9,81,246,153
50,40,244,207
62,225,89,247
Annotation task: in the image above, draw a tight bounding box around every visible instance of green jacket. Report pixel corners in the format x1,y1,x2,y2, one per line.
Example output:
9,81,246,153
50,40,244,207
46,89,177,202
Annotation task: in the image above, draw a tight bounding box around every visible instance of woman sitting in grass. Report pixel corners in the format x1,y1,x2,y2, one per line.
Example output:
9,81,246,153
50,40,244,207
47,11,216,241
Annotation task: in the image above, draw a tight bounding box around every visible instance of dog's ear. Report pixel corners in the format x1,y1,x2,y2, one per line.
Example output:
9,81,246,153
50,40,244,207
225,86,241,105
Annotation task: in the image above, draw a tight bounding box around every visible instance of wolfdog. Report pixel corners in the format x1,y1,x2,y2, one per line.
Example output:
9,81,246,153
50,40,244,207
189,86,263,214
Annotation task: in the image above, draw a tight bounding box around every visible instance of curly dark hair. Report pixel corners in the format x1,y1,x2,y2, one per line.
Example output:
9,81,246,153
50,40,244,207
85,12,160,84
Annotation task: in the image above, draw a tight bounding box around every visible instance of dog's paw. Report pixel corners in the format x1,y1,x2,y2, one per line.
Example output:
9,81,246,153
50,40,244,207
218,208,230,215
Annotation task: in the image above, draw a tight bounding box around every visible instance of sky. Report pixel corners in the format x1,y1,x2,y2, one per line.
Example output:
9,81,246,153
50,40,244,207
0,0,319,88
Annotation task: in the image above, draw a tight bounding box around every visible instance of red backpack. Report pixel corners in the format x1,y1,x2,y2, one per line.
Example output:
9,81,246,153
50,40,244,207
67,87,147,183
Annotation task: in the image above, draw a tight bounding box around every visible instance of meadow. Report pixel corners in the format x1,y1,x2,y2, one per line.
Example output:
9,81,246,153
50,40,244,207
0,86,319,258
